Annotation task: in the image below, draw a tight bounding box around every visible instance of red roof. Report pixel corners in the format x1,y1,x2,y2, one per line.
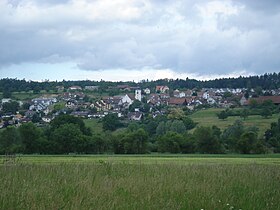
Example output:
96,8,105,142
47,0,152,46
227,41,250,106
252,96,280,104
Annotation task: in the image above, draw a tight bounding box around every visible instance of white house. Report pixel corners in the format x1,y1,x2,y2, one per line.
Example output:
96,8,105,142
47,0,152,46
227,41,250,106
143,88,151,94
121,94,134,105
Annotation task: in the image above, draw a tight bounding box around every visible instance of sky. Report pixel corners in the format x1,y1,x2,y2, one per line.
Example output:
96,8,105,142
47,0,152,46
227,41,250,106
0,0,279,82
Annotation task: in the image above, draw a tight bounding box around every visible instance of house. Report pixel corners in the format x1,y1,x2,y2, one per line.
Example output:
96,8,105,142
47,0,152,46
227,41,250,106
185,90,193,97
56,86,65,92
25,110,36,118
156,86,169,93
174,90,186,98
252,96,280,105
147,94,161,106
128,112,143,121
32,98,57,106
42,117,53,123
68,86,82,91
143,88,151,94
65,99,78,109
240,96,248,106
85,86,99,91
203,92,210,99
168,98,189,106
207,97,216,105
117,85,131,91
1,98,12,104
29,103,47,112
70,111,89,118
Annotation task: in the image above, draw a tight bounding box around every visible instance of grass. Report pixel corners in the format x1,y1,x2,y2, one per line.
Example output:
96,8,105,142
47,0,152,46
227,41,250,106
0,155,280,209
190,108,279,135
84,118,104,134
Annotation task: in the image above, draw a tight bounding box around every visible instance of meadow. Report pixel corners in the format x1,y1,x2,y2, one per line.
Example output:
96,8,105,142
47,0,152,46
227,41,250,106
1,155,280,210
190,108,279,135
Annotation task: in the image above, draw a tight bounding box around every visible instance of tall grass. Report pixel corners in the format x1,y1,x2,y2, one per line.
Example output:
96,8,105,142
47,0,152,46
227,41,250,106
1,161,280,210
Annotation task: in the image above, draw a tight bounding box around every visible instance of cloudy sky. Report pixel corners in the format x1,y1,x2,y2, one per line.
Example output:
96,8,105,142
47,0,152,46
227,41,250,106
0,0,279,81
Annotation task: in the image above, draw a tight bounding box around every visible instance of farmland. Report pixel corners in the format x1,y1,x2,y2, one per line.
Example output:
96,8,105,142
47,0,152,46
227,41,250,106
190,108,279,135
1,155,280,210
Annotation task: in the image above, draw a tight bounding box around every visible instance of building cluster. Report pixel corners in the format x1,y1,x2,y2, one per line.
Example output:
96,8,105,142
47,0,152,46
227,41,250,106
1,84,280,128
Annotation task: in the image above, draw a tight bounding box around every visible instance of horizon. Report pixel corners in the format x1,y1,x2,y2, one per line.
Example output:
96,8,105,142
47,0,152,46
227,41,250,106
2,71,269,83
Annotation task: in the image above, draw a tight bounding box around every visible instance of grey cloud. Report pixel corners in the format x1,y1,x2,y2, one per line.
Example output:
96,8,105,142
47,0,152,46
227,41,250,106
0,0,279,77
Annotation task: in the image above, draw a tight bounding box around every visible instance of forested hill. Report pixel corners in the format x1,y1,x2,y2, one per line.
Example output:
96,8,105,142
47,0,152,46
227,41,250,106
1,72,280,92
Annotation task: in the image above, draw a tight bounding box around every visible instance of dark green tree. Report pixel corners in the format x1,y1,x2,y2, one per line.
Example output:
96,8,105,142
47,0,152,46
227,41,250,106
0,126,22,154
194,126,223,154
102,113,121,131
217,110,228,120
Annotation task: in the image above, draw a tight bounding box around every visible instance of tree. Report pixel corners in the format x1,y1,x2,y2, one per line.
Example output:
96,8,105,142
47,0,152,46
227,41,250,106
240,109,249,120
217,110,228,120
237,131,257,154
2,101,19,114
3,90,12,98
19,122,46,154
129,100,142,112
112,128,148,154
194,126,223,154
222,120,245,152
182,116,196,130
0,126,22,154
157,132,184,153
32,113,41,123
261,108,272,118
170,120,186,134
102,113,121,131
156,121,166,136
50,114,91,135
49,123,84,154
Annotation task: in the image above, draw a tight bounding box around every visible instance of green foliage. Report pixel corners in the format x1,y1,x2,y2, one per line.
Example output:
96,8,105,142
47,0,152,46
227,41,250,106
50,123,84,154
129,100,142,112
113,128,148,154
237,131,258,154
3,89,12,98
194,126,223,154
51,114,91,135
19,122,47,154
217,110,228,120
102,113,122,131
157,132,184,153
264,118,280,152
2,101,19,114
261,108,272,118
240,108,249,120
0,126,22,154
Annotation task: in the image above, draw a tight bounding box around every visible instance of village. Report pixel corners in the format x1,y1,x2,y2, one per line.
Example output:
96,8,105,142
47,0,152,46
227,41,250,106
1,83,280,129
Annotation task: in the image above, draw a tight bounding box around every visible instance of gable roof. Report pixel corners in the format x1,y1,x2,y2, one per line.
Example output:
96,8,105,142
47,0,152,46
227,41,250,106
253,96,280,104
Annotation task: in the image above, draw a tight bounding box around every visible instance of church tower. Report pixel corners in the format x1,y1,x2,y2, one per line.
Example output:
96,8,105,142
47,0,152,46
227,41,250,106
135,89,142,101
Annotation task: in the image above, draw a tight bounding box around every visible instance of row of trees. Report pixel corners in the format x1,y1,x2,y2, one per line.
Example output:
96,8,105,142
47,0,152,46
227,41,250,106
1,72,280,94
1,114,280,155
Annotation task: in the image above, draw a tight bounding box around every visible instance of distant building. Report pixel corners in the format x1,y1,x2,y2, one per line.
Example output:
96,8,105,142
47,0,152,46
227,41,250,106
68,86,82,91
135,89,142,101
143,88,151,94
156,86,169,93
85,86,99,91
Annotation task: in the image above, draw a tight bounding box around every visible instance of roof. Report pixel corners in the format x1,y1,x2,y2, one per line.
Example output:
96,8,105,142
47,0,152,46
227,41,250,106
169,98,190,105
253,96,280,104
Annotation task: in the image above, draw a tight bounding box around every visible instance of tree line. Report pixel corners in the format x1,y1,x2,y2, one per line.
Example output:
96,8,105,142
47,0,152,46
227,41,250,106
1,114,280,155
1,72,280,94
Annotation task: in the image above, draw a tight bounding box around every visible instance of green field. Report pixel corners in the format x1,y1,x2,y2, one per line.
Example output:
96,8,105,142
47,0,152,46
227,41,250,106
1,155,280,210
190,108,279,135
